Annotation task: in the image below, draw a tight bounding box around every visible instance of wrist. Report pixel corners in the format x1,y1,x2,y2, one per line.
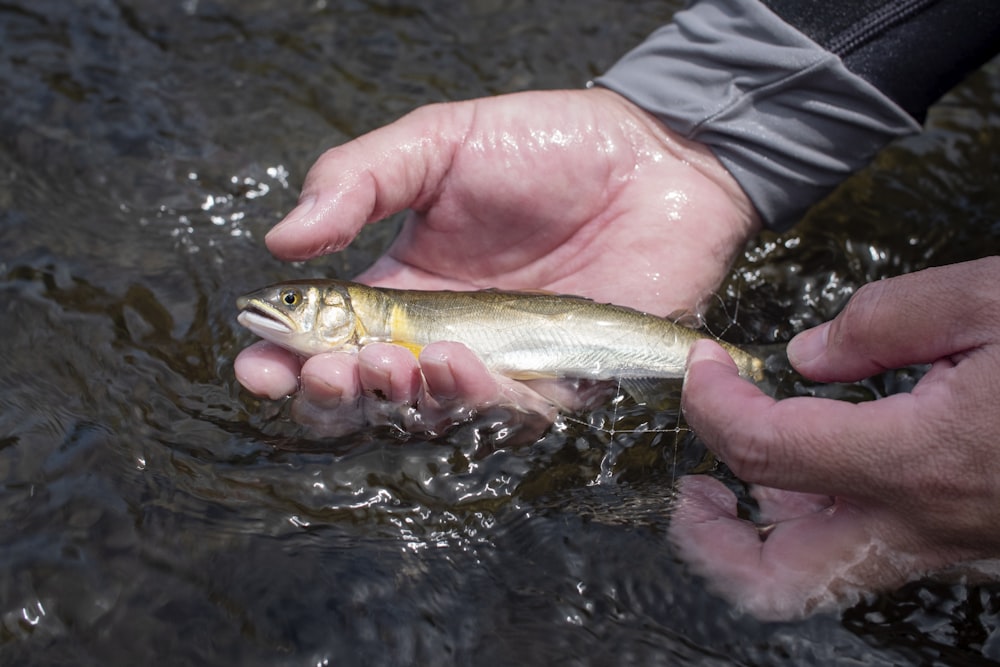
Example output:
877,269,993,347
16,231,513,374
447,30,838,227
588,86,762,309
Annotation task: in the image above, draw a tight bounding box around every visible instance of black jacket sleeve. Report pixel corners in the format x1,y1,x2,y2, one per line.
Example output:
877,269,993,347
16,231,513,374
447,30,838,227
761,0,1000,122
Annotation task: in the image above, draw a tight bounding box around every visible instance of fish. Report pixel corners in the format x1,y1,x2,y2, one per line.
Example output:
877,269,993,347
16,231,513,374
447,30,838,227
235,279,764,387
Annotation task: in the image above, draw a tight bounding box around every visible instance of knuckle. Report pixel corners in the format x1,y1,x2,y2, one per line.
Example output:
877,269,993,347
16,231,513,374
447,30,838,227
720,430,781,484
831,281,885,346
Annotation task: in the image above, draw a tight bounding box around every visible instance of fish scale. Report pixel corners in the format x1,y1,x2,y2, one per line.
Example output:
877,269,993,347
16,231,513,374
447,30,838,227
236,279,764,384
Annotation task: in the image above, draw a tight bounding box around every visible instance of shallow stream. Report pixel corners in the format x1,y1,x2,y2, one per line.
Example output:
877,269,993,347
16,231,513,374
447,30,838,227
3,2,1000,665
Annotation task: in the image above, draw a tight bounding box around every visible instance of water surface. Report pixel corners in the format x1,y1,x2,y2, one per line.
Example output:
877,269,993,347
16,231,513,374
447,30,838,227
3,1,1000,665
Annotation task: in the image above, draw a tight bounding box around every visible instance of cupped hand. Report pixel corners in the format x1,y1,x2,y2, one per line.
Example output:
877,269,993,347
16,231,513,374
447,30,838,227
675,256,1000,620
234,87,760,430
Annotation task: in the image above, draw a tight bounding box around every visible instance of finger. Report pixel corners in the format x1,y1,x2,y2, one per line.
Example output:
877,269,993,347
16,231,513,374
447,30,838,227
519,378,607,413
300,352,363,409
670,476,891,620
419,342,502,405
788,258,1000,381
233,341,301,399
682,339,917,495
357,343,424,404
265,103,471,261
752,486,834,524
420,342,562,422
290,354,367,437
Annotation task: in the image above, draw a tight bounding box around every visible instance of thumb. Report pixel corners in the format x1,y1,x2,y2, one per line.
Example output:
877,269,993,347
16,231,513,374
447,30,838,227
682,338,917,495
265,102,471,261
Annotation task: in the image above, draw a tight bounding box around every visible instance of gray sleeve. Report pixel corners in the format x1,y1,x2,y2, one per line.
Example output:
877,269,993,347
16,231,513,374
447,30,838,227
593,0,921,231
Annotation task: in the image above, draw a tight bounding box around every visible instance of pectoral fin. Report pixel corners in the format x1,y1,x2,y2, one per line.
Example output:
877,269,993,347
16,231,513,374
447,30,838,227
617,378,679,409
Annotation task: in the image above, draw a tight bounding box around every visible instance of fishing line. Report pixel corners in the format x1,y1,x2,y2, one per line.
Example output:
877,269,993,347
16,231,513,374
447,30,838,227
557,379,691,436
553,376,697,488
610,376,622,439
542,284,756,483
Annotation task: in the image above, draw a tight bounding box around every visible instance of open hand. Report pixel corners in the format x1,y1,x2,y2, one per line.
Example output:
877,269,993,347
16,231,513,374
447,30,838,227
235,88,759,429
675,257,1000,619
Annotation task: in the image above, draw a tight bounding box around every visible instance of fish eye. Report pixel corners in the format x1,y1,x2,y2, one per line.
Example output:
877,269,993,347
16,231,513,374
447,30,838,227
280,289,301,306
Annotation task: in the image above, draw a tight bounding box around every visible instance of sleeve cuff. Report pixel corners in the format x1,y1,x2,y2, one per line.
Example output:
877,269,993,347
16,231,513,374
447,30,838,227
593,0,922,231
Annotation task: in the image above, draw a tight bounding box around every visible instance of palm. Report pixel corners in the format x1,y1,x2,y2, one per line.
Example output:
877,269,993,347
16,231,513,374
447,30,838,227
269,88,758,316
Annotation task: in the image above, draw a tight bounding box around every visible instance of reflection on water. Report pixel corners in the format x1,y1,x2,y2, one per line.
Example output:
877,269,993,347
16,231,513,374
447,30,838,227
2,0,1000,664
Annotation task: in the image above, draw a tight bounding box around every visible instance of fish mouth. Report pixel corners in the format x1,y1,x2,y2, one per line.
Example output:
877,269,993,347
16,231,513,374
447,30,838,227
236,298,295,336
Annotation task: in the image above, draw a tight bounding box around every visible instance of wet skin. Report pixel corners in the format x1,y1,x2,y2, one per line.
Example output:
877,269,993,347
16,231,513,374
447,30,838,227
235,87,758,423
235,87,1000,619
679,258,1000,619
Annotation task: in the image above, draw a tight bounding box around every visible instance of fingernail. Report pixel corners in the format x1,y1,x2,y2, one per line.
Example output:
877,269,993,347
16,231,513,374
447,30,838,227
309,384,345,409
787,323,830,367
301,370,346,408
423,354,459,401
268,193,316,237
684,339,719,384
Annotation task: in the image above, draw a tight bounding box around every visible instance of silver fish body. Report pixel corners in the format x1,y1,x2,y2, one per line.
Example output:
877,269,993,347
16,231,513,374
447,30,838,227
236,279,764,382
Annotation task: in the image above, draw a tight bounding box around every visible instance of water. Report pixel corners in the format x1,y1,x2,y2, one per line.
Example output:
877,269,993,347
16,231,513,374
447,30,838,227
2,1,1000,665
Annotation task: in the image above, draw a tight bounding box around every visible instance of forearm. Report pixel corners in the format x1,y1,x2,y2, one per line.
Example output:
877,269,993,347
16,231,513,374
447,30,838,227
595,0,1000,231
